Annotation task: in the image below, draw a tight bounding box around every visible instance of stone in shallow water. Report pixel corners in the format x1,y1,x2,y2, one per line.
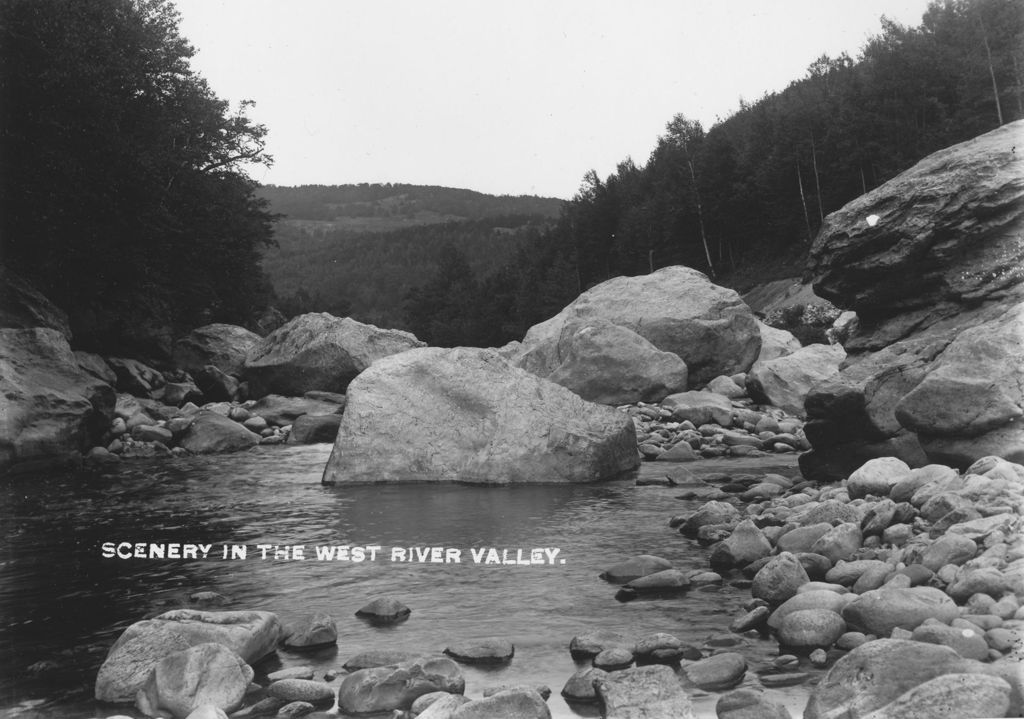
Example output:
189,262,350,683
282,612,337,650
342,649,419,671
135,642,253,718
444,638,514,665
685,652,747,690
593,646,634,671
569,630,632,660
337,656,464,715
267,678,334,706
717,687,793,719
594,665,696,719
355,597,410,624
561,667,608,703
599,554,673,584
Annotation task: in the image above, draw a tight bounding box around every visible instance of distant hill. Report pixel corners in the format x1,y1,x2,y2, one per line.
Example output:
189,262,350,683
258,184,564,328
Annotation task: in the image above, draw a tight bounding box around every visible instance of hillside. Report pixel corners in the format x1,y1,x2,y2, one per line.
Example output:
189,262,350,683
258,184,563,327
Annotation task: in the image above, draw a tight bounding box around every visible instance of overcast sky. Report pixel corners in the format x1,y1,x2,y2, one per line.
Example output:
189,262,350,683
176,0,934,199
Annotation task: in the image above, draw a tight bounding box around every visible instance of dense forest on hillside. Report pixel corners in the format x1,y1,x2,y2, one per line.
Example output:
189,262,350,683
0,0,276,356
258,185,561,327
400,0,1022,347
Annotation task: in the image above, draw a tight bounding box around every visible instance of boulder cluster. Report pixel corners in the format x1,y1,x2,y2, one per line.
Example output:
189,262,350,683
90,601,553,719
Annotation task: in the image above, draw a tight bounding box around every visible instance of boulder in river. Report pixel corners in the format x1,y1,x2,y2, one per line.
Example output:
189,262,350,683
177,410,260,454
95,609,281,703
746,343,845,417
135,642,252,718
336,656,465,715
173,323,261,376
593,665,695,719
444,638,514,665
321,347,639,484
0,328,115,474
515,265,761,386
243,312,424,397
520,319,689,405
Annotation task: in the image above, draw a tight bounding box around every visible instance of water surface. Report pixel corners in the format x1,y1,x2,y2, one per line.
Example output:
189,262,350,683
0,446,813,718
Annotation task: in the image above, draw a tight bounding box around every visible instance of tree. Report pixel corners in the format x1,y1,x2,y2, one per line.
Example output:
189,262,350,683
0,0,276,356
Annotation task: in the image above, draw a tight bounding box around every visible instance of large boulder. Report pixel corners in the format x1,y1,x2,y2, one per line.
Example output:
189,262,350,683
593,665,695,718
746,343,845,416
806,120,1023,330
173,323,261,376
520,319,688,405
106,357,165,397
243,312,424,397
94,609,281,703
336,656,464,714
0,328,115,473
176,410,260,454
516,266,760,386
0,265,72,338
804,639,992,719
752,321,802,366
135,643,253,718
321,347,639,484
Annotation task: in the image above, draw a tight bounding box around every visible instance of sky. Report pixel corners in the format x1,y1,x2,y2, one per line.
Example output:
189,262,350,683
175,1,935,199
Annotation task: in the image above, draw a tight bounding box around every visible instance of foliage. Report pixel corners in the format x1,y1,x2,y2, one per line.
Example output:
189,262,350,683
0,0,276,355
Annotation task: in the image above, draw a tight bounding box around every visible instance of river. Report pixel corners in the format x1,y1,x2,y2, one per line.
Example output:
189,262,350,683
0,445,816,718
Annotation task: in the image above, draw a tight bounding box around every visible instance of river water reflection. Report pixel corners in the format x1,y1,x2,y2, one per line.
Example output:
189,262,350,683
0,445,814,718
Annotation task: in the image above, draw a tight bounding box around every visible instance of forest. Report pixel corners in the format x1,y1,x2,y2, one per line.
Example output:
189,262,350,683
399,0,1023,346
0,0,277,356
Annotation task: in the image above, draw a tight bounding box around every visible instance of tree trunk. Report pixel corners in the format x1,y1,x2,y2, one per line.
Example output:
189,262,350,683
978,11,1004,126
686,159,715,279
797,162,814,243
810,134,824,223
1012,52,1024,117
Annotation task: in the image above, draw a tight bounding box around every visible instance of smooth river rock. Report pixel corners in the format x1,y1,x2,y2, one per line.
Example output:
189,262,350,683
593,665,696,719
321,347,639,484
244,312,424,397
95,610,280,703
135,643,252,718
336,656,465,714
515,265,761,386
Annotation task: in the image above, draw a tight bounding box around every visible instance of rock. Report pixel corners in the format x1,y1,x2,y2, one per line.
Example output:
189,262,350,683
807,121,1023,326
804,639,986,719
730,606,769,633
777,609,846,650
173,323,261,376
717,688,792,719
633,633,688,665
276,702,315,718
775,523,833,554
482,685,551,701
618,569,691,599
516,266,760,386
685,652,747,690
162,381,203,407
526,319,689,405
569,630,632,660
841,587,959,636
342,650,419,671
656,441,700,461
768,591,853,630
594,665,696,718
809,523,863,564
321,347,638,484
94,609,281,703
355,597,410,624
244,312,424,397
336,656,465,715
593,646,634,671
107,356,164,396
176,410,260,454
752,321,802,367
0,265,71,337
0,328,115,474
858,673,1011,719
746,343,846,417
75,350,117,385
183,706,229,719
449,689,551,719
267,678,335,706
709,520,773,569
662,390,734,427
132,424,173,444
135,643,253,718
242,415,268,433
281,612,337,650
287,414,343,444
752,553,810,605
249,394,344,427
706,375,745,398
416,693,472,718
680,501,741,538
911,623,989,661
561,667,608,703
919,533,978,572
444,638,513,665
267,667,315,682
847,457,910,499
600,555,673,584
192,365,241,403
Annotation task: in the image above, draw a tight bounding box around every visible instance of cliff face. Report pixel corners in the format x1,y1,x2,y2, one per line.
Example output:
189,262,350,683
799,121,1024,479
